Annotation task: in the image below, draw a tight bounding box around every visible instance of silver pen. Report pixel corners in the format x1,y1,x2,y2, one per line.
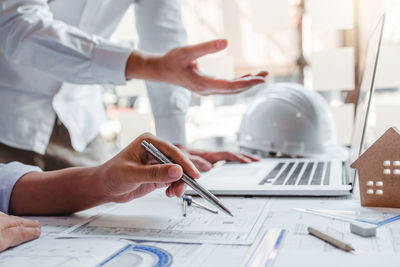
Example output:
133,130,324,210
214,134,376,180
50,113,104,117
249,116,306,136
141,141,233,217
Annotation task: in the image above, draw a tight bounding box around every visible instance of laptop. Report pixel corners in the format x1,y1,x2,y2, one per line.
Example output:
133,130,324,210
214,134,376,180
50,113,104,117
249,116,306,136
187,14,386,196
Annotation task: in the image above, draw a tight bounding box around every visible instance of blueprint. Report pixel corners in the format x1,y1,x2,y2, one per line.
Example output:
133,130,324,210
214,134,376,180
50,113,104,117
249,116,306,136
61,193,271,245
262,198,400,267
25,203,116,237
0,238,129,267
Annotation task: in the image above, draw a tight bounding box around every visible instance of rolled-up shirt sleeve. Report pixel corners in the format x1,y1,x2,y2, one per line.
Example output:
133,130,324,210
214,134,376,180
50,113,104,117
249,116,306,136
0,0,132,85
0,162,42,214
134,0,191,145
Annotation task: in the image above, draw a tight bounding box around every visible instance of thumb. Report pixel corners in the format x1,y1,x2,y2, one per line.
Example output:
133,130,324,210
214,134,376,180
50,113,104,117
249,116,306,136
183,39,227,62
133,164,183,184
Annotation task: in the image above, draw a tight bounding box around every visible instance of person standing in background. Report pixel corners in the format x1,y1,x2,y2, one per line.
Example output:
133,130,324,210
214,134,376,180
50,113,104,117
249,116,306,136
0,0,266,171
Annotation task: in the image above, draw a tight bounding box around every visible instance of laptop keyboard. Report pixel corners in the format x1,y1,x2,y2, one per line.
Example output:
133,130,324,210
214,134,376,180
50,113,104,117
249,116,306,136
285,162,304,185
258,163,285,185
259,161,331,186
273,163,295,185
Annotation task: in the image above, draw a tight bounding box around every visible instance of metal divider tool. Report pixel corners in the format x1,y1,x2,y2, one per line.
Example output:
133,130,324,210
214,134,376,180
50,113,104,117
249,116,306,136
182,197,188,217
141,141,233,217
182,195,218,215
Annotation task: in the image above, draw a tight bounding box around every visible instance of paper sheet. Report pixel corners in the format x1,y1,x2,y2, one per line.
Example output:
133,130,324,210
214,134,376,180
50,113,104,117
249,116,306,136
0,238,129,267
7,195,400,267
25,203,115,237
61,193,271,245
262,198,400,267
143,242,250,267
147,229,285,267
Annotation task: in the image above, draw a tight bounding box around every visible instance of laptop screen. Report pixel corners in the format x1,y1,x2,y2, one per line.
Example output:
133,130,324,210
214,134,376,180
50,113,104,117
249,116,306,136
349,15,385,181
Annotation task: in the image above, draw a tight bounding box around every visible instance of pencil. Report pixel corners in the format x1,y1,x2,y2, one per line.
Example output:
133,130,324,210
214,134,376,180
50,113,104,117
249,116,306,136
307,226,355,252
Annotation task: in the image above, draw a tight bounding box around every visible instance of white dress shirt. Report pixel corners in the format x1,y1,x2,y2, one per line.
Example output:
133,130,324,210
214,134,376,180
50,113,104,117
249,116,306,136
0,162,41,214
0,0,191,154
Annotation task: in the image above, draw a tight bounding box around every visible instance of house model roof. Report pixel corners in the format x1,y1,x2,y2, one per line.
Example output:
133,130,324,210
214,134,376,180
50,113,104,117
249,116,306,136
351,127,400,208
351,127,400,169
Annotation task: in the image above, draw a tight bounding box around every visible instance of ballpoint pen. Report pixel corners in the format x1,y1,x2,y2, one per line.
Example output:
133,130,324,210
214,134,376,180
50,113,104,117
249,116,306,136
141,140,233,217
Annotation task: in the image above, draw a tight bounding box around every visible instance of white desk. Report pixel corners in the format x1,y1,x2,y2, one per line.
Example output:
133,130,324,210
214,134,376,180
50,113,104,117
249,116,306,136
1,192,400,266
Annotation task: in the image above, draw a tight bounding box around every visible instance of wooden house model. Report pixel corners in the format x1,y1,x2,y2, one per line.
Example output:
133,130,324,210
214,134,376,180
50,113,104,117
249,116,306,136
351,127,400,208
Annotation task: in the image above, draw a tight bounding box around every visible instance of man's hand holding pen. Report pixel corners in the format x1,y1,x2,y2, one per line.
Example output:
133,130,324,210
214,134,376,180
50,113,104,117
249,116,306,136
95,133,200,203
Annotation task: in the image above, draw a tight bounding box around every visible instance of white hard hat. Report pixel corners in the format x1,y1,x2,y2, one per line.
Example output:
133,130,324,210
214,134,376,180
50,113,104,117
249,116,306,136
238,83,338,158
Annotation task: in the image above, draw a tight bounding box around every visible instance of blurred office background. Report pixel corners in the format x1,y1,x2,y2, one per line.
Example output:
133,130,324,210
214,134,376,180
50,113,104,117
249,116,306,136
101,0,400,152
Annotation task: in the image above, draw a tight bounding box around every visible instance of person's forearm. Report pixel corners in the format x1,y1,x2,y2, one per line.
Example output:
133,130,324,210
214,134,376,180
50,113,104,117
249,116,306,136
0,0,130,85
9,167,104,216
125,51,164,81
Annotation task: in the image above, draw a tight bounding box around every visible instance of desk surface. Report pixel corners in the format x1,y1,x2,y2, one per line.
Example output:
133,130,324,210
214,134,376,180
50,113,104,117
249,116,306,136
1,192,400,266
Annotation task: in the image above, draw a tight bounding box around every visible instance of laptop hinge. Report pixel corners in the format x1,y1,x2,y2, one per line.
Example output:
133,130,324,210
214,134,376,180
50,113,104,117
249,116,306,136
342,161,354,192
